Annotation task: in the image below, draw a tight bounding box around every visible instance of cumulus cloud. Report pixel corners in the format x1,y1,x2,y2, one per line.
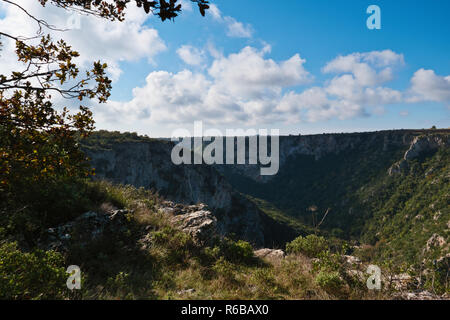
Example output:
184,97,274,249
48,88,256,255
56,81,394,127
97,47,417,128
93,46,450,131
408,69,450,103
323,50,404,86
208,46,311,99
177,45,206,66
96,46,311,126
0,0,166,82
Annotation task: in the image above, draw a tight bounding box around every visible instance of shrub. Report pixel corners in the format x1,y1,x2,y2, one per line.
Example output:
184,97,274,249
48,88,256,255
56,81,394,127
219,239,254,264
315,270,344,296
212,257,236,282
0,242,67,299
286,234,329,257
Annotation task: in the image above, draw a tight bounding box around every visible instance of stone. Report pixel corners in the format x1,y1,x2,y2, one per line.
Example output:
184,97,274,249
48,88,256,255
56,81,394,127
254,248,285,260
395,290,444,300
425,233,446,252
343,255,362,266
171,207,218,246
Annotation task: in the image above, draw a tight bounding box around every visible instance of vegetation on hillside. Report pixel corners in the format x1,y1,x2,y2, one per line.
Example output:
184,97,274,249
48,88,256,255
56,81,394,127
224,132,449,294
1,181,390,300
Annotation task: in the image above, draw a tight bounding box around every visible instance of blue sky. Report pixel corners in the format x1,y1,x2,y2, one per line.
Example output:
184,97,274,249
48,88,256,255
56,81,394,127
1,0,449,136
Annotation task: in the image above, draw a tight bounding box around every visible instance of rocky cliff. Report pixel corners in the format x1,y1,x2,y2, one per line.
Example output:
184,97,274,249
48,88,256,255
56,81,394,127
82,134,296,247
216,129,450,182
81,129,449,249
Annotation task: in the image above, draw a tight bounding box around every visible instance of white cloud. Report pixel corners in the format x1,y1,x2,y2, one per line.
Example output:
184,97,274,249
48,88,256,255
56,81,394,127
97,48,414,128
408,69,450,103
323,50,404,86
208,46,311,99
93,47,450,132
95,46,311,126
224,16,253,38
208,4,253,38
177,45,206,66
208,4,222,20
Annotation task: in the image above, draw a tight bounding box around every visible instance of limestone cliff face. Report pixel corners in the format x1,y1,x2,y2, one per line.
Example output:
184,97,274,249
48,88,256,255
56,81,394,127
389,133,449,175
216,130,449,182
83,139,295,247
82,130,448,246
84,140,232,210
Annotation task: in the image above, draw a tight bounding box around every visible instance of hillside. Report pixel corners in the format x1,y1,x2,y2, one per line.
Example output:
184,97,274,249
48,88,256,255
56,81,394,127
80,129,449,294
217,129,449,293
1,129,448,299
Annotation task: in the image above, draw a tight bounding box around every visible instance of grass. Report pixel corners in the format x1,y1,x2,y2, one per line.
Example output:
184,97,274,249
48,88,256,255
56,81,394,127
0,180,406,299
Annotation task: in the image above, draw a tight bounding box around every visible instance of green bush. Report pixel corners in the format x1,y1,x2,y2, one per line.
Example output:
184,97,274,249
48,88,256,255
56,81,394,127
212,257,236,282
286,234,329,257
0,242,67,299
219,239,254,264
315,270,344,295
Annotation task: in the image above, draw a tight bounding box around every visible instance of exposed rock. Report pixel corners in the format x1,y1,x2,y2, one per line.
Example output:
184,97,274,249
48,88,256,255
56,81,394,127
177,288,195,295
388,160,408,176
425,233,447,252
254,248,285,260
394,290,445,300
387,273,417,291
343,255,362,266
170,206,218,246
404,135,448,161
84,140,292,247
435,253,450,272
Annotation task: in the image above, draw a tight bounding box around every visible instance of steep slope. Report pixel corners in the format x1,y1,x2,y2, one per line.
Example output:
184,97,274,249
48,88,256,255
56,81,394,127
82,131,298,247
217,129,449,286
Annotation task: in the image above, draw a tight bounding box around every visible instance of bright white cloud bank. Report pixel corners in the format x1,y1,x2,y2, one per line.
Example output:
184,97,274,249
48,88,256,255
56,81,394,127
97,46,450,128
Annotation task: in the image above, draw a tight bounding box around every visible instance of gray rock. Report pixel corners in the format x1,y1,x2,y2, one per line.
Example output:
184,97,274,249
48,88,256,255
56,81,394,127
170,207,218,246
404,135,448,161
395,290,445,300
425,233,446,252
84,140,270,246
254,248,285,260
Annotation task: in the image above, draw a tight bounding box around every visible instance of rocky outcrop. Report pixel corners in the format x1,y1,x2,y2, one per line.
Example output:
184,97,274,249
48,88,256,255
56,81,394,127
394,290,446,300
389,134,449,175
404,135,448,161
169,204,218,246
425,233,447,252
254,248,285,260
84,141,232,210
216,130,449,182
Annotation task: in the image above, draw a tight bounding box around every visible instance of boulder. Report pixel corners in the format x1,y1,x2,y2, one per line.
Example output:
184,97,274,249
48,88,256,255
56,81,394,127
425,233,446,252
170,207,218,246
254,248,285,260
